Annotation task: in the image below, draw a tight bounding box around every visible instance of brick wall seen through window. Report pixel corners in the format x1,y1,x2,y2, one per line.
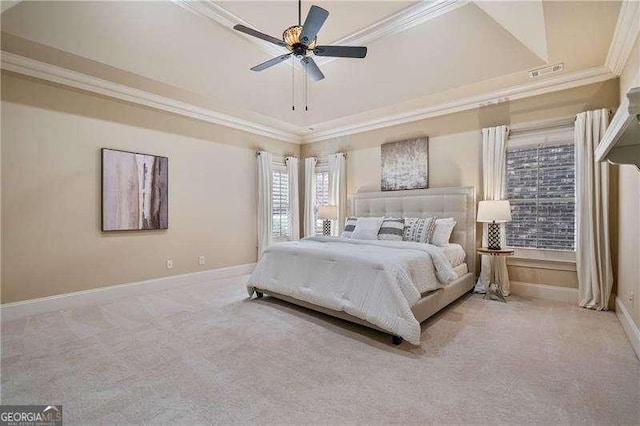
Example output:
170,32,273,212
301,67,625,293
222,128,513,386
506,143,575,251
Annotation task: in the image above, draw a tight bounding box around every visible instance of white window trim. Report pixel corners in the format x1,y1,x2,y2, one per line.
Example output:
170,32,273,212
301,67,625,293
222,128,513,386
508,116,574,148
508,247,576,266
508,127,574,149
506,118,576,256
315,163,328,173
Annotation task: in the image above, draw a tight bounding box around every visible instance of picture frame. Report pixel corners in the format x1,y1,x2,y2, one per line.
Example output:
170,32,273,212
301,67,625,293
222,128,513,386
381,137,429,191
101,148,168,231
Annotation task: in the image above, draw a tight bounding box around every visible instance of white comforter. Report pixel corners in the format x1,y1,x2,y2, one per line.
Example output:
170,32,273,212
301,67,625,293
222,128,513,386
247,237,458,345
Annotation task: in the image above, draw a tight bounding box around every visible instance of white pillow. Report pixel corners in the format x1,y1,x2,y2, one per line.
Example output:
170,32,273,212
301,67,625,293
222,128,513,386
431,218,457,247
351,217,385,240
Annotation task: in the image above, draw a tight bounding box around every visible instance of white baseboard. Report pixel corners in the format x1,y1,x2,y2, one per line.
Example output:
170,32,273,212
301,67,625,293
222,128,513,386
615,297,640,360
509,281,579,304
0,263,256,321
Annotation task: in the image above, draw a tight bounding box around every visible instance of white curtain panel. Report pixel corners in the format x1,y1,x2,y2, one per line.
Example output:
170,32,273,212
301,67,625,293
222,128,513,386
575,109,613,310
303,157,317,237
286,157,300,240
257,151,273,258
328,153,347,236
475,125,511,295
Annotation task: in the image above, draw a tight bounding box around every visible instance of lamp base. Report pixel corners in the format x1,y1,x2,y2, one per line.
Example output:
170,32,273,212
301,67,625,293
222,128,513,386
487,222,501,250
322,220,332,236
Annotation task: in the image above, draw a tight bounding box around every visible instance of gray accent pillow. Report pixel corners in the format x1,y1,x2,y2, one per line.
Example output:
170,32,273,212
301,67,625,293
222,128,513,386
378,218,405,241
403,217,437,243
341,217,358,238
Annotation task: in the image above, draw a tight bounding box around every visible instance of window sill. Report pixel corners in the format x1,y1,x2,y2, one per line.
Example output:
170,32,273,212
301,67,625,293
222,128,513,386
506,248,576,272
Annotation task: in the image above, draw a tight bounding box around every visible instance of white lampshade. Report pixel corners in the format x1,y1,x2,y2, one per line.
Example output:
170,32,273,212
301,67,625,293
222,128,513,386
317,205,338,220
477,200,512,223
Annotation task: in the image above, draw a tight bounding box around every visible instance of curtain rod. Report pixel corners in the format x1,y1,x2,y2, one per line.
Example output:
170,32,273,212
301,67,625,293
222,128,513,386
256,151,298,159
303,152,348,160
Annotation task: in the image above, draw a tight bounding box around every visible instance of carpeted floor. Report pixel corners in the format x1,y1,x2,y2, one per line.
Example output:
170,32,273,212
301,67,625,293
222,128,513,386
1,275,639,424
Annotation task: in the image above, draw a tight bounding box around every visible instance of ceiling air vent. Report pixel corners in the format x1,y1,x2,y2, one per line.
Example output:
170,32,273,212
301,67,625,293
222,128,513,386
529,63,564,79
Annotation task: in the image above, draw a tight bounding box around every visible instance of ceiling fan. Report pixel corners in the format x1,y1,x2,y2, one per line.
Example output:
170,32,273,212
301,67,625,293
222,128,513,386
233,1,368,83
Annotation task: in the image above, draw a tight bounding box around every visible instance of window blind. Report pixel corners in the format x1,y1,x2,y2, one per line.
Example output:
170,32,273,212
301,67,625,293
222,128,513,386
272,168,290,240
314,170,329,235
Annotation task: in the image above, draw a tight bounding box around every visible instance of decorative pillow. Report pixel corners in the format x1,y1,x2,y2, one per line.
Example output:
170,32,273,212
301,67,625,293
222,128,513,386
378,218,405,241
351,217,385,240
430,218,457,247
403,217,437,243
341,217,358,238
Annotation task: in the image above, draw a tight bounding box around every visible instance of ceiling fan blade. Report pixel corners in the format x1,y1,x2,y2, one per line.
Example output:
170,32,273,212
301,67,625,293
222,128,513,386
300,5,329,46
233,24,288,48
251,53,292,72
313,45,367,58
301,57,325,81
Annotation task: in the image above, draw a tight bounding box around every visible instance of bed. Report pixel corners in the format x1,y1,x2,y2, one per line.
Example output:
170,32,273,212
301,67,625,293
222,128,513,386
248,186,476,345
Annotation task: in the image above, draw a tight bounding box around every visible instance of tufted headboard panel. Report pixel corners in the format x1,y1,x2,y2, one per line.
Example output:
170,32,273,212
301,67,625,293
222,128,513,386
352,187,476,275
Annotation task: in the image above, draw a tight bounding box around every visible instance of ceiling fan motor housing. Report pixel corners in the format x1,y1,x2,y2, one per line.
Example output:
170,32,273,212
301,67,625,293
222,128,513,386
292,44,308,58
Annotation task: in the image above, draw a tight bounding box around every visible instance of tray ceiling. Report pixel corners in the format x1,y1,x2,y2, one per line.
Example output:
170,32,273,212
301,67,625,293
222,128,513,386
0,1,625,142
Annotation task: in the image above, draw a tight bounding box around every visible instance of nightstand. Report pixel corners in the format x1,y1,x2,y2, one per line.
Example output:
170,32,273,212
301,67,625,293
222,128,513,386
478,247,514,303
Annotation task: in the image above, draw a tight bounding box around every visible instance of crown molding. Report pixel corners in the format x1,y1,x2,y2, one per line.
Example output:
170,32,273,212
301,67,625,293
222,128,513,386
173,0,468,68
1,51,301,143
172,0,302,70
314,0,468,66
2,50,615,146
173,0,287,60
605,0,640,75
0,0,22,14
302,66,616,143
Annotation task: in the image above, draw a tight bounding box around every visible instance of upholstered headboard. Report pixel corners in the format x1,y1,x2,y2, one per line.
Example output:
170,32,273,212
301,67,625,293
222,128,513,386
352,187,476,275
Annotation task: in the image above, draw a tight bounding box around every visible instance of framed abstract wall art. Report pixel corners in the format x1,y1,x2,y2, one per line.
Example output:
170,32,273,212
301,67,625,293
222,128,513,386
381,137,428,191
102,148,168,231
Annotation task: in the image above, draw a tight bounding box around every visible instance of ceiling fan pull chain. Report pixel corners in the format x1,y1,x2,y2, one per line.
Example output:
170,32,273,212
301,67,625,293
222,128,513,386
304,61,308,111
292,56,295,111
234,2,367,107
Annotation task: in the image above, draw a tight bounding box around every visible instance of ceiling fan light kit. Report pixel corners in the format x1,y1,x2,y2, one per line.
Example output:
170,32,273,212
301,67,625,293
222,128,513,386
283,25,317,50
233,0,367,111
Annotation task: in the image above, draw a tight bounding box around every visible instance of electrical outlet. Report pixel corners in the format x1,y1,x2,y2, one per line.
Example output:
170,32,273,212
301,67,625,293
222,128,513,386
166,259,174,269
628,292,634,302
198,256,205,266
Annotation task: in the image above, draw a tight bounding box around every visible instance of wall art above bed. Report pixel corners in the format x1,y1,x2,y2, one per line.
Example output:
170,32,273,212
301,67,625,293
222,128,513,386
102,148,168,231
381,137,428,191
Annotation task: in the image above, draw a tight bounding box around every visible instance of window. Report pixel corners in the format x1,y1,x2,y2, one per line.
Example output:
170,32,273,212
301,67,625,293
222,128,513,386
272,167,290,241
314,169,329,235
506,143,575,251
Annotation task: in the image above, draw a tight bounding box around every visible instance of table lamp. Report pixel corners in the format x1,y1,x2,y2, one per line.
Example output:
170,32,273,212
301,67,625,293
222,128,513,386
317,205,337,236
477,200,512,250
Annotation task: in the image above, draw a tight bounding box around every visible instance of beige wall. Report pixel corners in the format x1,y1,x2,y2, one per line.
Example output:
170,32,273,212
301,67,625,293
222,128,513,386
301,79,621,288
341,130,484,196
615,32,640,327
0,67,628,302
1,72,299,303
